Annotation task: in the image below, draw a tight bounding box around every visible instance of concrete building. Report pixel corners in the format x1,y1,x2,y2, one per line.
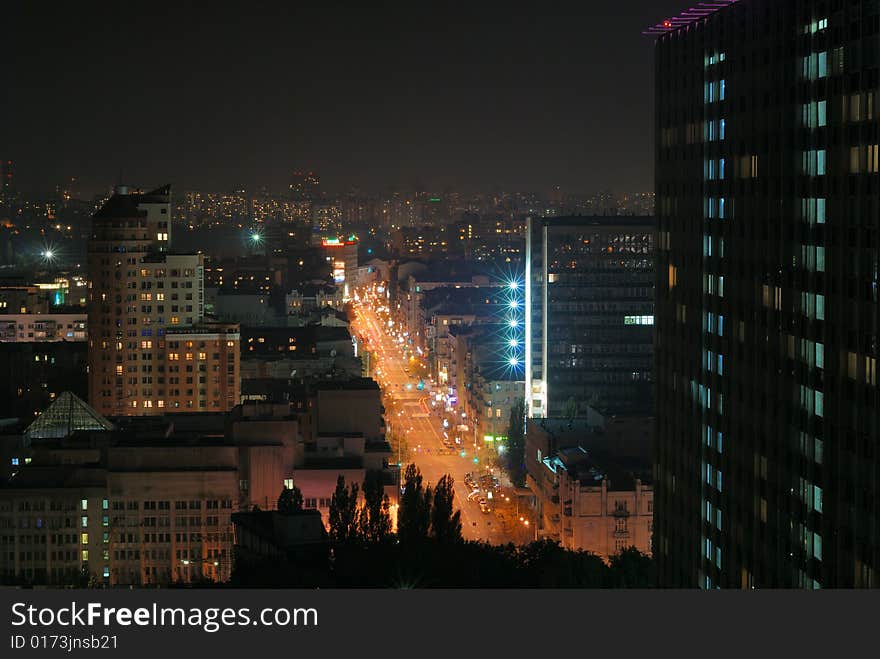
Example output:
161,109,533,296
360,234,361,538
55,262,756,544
286,283,344,314
87,185,241,416
207,290,279,326
0,313,86,342
525,418,653,560
0,389,393,586
447,325,525,445
320,236,358,298
0,285,49,314
232,509,328,576
163,322,241,411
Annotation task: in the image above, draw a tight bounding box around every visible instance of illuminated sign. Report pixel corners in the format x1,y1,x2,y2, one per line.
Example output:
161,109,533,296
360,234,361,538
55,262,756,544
333,260,345,283
323,235,359,247
484,435,495,442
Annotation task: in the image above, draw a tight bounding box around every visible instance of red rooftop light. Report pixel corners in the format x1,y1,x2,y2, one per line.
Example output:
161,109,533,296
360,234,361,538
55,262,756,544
644,0,739,36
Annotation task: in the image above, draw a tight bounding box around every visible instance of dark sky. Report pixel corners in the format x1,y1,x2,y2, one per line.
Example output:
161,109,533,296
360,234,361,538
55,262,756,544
4,0,687,197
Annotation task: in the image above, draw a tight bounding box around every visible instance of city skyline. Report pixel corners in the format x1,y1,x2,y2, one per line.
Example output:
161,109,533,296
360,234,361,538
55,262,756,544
1,0,878,595
3,1,686,197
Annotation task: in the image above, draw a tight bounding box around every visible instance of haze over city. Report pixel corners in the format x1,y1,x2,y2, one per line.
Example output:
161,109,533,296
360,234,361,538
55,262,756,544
4,0,687,196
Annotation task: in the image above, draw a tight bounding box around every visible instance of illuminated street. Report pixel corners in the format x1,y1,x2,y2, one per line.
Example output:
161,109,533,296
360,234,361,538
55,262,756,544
352,284,531,545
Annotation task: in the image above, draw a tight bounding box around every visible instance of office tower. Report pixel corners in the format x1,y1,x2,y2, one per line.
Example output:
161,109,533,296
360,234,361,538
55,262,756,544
525,216,655,420
321,235,358,298
653,1,879,588
87,185,240,416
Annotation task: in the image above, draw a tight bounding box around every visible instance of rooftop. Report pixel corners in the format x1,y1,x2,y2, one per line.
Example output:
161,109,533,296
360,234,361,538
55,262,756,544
24,392,115,441
643,1,739,36
92,185,171,219
232,509,328,548
534,215,656,229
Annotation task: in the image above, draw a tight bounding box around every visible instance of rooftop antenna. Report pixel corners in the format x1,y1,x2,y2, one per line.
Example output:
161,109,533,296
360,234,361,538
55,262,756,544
115,168,128,195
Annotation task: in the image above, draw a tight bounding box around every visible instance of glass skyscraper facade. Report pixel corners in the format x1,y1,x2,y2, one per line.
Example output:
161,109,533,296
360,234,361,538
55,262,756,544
526,216,655,420
654,0,879,588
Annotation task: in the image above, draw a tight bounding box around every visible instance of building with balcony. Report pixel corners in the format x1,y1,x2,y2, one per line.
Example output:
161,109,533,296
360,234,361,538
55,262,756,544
0,313,86,342
87,185,241,416
525,417,653,559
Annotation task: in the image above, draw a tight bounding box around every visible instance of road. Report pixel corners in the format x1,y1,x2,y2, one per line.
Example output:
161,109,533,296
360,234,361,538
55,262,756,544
352,287,517,544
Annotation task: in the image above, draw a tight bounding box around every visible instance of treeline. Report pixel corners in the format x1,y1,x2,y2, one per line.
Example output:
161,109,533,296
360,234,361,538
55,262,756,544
230,465,655,588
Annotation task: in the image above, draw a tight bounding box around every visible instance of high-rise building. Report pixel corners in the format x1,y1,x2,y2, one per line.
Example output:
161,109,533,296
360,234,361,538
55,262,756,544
525,216,655,419
87,185,240,416
653,1,879,588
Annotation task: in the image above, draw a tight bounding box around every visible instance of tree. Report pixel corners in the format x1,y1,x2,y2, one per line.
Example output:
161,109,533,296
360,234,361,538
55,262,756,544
503,398,526,487
328,475,360,545
430,474,462,543
563,397,578,420
358,470,393,543
397,464,432,545
277,482,304,514
607,547,656,588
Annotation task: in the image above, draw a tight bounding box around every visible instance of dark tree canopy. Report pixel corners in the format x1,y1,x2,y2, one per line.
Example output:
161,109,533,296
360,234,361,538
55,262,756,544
328,475,360,545
277,482,304,514
359,470,393,543
398,464,432,545
430,474,462,543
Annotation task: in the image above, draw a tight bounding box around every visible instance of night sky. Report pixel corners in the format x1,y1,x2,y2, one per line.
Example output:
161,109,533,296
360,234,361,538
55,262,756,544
4,1,688,197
